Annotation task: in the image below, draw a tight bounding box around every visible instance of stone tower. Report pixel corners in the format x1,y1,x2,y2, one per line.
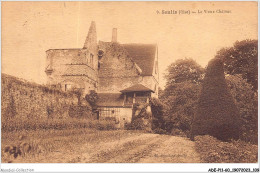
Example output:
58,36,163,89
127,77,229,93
83,21,98,71
45,21,98,94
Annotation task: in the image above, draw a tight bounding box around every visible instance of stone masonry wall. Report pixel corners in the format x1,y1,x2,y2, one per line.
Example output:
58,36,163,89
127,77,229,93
1,74,79,121
98,42,158,94
46,49,98,94
98,42,141,93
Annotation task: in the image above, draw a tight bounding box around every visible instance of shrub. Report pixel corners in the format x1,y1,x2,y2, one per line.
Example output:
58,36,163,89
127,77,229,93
171,128,187,137
68,105,93,119
129,103,152,131
191,58,241,141
153,128,167,134
129,118,147,130
194,135,258,163
96,119,117,131
85,90,98,108
150,98,165,130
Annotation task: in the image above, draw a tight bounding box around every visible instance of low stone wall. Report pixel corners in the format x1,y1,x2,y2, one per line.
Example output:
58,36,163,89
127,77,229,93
1,74,84,121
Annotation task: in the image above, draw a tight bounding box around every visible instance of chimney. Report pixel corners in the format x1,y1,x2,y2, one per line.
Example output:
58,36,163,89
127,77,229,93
112,28,117,42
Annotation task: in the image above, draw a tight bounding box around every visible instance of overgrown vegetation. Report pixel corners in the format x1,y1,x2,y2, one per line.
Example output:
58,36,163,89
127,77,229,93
127,103,152,131
85,90,98,108
194,135,258,163
1,73,81,120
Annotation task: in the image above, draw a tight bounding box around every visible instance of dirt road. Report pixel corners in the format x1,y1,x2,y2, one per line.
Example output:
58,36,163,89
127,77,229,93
82,133,201,163
9,131,201,163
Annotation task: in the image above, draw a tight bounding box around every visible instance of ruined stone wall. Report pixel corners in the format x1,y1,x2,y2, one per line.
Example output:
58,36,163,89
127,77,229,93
1,74,79,121
46,49,80,84
45,21,99,95
46,49,98,94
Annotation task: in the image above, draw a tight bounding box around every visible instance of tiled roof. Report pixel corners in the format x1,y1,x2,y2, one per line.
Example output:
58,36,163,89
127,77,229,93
123,44,157,76
120,84,154,93
96,93,124,107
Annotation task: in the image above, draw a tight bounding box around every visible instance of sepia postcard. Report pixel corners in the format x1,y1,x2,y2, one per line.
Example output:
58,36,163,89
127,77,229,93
1,1,259,173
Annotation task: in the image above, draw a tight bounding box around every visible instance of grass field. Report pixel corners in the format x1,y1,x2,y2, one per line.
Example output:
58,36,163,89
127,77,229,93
2,128,201,163
2,121,258,163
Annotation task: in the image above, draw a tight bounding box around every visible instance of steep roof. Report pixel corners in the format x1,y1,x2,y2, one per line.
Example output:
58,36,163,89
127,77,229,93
96,93,124,107
120,84,154,93
122,44,157,76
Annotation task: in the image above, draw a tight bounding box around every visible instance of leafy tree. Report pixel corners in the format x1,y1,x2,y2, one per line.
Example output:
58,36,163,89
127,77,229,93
226,74,258,143
191,58,241,141
161,58,204,135
162,82,201,134
164,58,205,87
216,40,258,91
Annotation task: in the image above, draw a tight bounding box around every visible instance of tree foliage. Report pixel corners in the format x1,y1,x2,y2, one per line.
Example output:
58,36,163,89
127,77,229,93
164,58,204,87
161,59,204,135
216,40,258,91
161,47,257,141
226,74,258,143
191,58,241,141
162,82,201,134
150,98,165,131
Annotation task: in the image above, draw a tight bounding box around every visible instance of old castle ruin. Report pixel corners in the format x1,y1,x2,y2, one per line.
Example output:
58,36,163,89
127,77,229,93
45,21,159,124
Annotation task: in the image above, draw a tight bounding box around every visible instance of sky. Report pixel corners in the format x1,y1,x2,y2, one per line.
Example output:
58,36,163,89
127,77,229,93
2,1,258,88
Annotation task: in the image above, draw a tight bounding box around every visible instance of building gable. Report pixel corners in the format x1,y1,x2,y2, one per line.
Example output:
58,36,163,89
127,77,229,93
123,44,157,76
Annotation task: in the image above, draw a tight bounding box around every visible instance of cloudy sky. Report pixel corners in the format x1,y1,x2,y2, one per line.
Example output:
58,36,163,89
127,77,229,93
2,1,258,88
